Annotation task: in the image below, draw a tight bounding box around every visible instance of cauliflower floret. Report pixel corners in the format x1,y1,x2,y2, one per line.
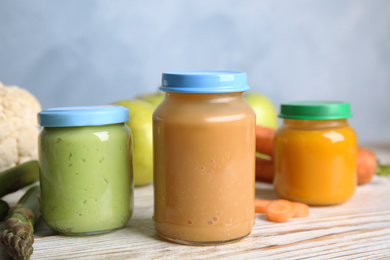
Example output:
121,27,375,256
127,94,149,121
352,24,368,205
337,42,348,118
0,82,41,172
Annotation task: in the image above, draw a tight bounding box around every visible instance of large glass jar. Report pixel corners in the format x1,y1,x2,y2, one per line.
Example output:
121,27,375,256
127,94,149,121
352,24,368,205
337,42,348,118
38,105,133,235
274,101,357,205
153,71,256,245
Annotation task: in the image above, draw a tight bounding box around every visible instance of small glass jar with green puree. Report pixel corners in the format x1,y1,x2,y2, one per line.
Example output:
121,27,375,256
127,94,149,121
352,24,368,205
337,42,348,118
38,105,133,236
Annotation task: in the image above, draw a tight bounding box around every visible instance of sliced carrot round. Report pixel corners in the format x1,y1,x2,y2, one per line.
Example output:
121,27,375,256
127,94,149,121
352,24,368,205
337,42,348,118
255,199,271,214
292,202,310,218
265,199,295,223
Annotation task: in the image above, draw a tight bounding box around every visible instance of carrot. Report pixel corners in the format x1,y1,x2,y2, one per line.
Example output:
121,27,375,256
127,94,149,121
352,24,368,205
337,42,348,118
254,199,271,213
255,199,310,222
357,147,377,185
255,155,274,183
265,199,295,223
292,202,310,218
255,125,275,157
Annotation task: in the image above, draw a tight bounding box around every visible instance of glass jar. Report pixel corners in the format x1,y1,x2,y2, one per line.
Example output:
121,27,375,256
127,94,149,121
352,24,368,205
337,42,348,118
274,101,357,205
38,105,133,235
153,71,256,245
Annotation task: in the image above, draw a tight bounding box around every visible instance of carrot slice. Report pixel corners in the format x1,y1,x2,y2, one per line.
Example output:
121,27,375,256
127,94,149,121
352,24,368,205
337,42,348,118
265,199,295,223
292,202,310,218
255,199,271,213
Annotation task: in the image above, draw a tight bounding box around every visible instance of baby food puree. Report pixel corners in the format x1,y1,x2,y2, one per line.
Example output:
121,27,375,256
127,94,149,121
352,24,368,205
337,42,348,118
38,105,133,235
274,101,357,205
153,71,256,245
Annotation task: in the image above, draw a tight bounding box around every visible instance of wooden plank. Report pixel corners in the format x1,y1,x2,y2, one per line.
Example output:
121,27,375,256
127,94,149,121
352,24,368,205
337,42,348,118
1,146,389,259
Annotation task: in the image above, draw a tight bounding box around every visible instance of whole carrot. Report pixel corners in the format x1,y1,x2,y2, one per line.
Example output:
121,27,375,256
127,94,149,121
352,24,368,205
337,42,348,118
255,125,275,157
357,147,377,185
255,156,274,183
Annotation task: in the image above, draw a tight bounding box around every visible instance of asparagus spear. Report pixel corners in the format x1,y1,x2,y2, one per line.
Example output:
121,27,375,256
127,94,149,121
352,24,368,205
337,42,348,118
0,200,10,221
0,161,40,198
1,186,40,260
377,164,390,176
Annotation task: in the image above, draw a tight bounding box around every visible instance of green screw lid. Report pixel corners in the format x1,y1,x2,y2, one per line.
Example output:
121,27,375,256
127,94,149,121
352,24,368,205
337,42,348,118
279,101,353,120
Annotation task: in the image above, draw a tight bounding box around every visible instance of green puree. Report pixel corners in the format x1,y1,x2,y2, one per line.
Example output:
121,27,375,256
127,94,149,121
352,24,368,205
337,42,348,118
39,123,133,235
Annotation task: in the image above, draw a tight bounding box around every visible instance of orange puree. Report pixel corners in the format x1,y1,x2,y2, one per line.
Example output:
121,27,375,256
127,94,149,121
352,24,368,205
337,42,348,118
153,92,255,244
274,118,357,205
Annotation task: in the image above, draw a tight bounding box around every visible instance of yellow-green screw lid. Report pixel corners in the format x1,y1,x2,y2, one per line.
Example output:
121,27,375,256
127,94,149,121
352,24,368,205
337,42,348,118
279,101,353,120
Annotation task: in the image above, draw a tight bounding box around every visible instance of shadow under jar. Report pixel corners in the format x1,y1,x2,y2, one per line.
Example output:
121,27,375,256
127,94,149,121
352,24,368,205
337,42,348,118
153,71,256,245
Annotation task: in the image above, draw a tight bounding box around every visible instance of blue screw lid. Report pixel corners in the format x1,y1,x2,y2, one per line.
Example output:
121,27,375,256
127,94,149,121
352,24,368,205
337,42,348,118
38,105,129,127
160,71,249,93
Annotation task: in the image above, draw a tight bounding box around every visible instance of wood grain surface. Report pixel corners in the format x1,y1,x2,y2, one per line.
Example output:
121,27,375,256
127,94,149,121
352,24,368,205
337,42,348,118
1,145,390,259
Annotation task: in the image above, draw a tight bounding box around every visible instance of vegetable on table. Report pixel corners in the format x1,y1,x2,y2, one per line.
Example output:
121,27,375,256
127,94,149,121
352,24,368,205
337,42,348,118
265,199,296,223
1,186,40,260
255,125,275,157
357,147,390,184
357,147,377,185
0,200,10,221
292,202,310,218
254,199,271,214
0,82,41,173
0,160,40,198
377,164,390,177
255,155,274,183
255,199,310,222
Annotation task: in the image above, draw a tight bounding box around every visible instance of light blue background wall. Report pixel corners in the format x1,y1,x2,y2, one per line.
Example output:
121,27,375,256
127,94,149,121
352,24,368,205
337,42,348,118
0,0,389,143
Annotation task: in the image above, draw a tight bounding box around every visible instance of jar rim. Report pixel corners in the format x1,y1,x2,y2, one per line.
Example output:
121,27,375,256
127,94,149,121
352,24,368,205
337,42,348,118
38,105,129,127
279,101,353,120
160,71,249,93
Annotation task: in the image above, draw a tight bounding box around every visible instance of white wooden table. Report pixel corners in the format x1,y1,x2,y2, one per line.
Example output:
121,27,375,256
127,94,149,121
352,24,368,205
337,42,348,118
1,144,390,259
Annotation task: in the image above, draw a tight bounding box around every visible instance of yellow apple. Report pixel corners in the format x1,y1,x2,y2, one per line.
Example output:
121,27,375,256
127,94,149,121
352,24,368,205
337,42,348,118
113,99,154,186
244,91,278,128
136,91,165,108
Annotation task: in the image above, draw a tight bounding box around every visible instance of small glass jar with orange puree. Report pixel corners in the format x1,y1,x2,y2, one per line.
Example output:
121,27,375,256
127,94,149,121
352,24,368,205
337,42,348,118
274,101,357,206
153,71,256,245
